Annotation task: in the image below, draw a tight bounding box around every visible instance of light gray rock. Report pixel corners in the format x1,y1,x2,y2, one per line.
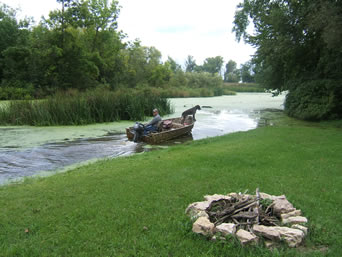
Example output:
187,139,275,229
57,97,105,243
275,195,287,200
253,225,281,241
192,217,215,236
260,193,287,201
215,223,236,236
186,195,233,220
191,210,209,220
274,226,305,247
236,229,258,245
291,224,308,235
282,216,308,225
227,192,238,198
253,225,305,247
204,194,232,202
273,197,295,216
281,209,302,220
259,192,276,200
185,201,211,219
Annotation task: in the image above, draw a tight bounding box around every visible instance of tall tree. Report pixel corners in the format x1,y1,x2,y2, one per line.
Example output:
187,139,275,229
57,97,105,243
165,56,182,73
38,0,123,90
240,61,255,83
202,56,224,75
224,60,240,82
225,60,237,75
185,55,196,73
0,4,32,93
233,0,342,120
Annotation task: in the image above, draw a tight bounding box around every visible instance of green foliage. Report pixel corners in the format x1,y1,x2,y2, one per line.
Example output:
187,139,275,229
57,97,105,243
0,89,172,126
0,86,34,100
225,60,237,75
285,80,342,121
165,56,182,73
225,72,240,83
223,82,264,93
185,72,223,89
233,0,342,120
185,55,196,73
224,60,241,82
154,71,224,97
0,2,229,102
201,56,224,75
240,61,255,83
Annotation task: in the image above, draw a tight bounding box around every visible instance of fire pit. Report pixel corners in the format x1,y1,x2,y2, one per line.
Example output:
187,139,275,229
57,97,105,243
185,189,308,248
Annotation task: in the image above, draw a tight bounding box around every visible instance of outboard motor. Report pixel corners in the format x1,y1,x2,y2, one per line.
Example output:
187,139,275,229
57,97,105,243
132,122,145,142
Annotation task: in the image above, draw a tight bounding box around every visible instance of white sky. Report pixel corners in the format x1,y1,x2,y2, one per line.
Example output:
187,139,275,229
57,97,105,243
1,0,255,67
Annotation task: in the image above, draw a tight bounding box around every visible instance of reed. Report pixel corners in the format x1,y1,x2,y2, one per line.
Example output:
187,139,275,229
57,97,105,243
0,89,173,126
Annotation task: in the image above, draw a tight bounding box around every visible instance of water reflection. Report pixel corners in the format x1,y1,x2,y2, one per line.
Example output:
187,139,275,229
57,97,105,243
0,93,286,185
192,109,257,140
0,133,135,183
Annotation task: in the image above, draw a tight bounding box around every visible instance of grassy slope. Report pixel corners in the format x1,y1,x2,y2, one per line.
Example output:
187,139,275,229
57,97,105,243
0,124,341,256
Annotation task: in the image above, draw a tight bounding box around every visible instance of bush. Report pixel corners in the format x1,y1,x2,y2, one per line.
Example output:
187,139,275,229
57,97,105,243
285,79,342,121
0,86,34,100
222,89,237,95
223,83,265,92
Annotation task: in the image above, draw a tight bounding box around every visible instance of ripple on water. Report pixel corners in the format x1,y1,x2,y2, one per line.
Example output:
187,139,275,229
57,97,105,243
0,94,286,185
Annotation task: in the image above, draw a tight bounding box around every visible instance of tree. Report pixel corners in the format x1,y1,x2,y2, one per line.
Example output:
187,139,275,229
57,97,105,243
202,56,224,75
240,61,255,83
185,55,196,72
0,4,33,98
165,56,182,73
37,0,123,90
225,60,237,74
224,60,240,82
233,0,342,120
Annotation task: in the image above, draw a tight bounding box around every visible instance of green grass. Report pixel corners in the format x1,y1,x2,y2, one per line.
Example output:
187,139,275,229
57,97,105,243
223,82,265,92
0,122,341,256
0,89,173,126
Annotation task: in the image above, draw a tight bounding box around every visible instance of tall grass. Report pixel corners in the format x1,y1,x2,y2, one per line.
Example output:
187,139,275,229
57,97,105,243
0,89,173,126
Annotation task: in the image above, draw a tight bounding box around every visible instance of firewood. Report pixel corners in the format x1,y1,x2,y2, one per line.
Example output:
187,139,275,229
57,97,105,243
232,212,258,219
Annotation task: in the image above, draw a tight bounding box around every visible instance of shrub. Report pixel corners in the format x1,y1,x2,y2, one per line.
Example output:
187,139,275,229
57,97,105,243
223,82,265,92
285,79,342,120
0,86,34,100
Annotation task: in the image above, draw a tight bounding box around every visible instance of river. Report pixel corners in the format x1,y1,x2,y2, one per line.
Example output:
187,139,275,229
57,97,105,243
0,93,286,185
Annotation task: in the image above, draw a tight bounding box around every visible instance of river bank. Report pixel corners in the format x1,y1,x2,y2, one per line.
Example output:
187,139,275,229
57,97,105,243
0,121,341,256
0,93,286,184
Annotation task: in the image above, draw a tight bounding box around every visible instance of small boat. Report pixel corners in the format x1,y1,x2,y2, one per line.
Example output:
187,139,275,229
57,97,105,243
126,117,195,144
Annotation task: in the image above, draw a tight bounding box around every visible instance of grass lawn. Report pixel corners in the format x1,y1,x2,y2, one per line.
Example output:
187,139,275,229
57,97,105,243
0,122,341,256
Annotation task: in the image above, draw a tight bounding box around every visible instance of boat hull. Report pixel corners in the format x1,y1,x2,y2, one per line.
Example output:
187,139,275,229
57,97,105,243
126,117,194,144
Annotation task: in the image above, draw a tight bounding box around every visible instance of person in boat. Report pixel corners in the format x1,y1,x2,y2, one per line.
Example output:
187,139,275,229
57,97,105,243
144,108,162,135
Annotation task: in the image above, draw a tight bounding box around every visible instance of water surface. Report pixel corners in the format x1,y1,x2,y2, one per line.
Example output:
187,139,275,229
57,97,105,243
0,93,285,184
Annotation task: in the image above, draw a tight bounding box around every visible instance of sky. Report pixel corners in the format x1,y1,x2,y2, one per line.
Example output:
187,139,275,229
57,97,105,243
1,0,255,67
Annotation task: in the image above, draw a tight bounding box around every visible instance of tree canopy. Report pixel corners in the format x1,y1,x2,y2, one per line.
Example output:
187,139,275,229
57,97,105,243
0,0,258,101
233,0,342,120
